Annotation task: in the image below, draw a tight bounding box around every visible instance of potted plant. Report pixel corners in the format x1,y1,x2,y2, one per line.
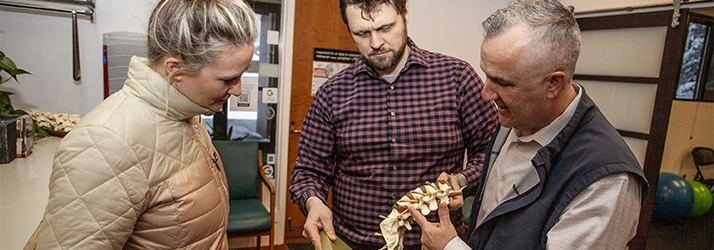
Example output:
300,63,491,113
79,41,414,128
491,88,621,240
0,50,32,163
0,50,51,163
0,50,32,115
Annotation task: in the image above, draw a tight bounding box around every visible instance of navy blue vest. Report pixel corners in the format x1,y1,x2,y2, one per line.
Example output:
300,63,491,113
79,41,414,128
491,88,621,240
466,91,648,250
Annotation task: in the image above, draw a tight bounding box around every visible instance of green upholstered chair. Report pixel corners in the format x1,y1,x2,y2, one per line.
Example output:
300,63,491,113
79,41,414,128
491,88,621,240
212,140,275,250
462,195,475,231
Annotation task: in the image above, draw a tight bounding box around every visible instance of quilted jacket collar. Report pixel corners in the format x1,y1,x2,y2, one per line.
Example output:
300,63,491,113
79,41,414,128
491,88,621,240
123,56,213,121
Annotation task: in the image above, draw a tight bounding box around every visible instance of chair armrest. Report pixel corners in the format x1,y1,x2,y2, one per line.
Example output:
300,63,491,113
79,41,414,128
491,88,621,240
258,171,276,195
258,161,276,227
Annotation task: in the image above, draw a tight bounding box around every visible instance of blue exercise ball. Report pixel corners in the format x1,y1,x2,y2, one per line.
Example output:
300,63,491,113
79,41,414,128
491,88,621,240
653,172,694,222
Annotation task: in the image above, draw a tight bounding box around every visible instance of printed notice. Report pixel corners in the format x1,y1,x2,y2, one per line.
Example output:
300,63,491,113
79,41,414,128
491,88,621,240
229,75,259,111
312,48,361,96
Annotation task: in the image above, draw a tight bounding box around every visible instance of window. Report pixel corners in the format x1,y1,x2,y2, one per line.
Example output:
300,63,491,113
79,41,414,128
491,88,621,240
676,13,714,102
203,1,282,146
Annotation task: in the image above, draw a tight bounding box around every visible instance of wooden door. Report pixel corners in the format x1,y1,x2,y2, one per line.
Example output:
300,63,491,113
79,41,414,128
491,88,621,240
284,0,356,242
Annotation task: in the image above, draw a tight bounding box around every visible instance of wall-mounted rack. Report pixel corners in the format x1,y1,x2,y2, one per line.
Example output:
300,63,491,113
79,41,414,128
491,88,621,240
0,0,96,81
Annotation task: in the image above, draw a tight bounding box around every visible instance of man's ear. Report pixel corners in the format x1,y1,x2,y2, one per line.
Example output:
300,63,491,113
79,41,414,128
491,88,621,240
164,56,183,82
403,3,409,24
547,71,567,99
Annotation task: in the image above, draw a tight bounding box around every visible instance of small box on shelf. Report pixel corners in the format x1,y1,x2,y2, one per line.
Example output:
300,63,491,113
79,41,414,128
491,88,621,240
0,115,19,164
16,114,33,158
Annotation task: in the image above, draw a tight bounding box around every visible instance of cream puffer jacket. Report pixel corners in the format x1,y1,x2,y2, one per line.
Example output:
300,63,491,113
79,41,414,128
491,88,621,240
36,57,230,249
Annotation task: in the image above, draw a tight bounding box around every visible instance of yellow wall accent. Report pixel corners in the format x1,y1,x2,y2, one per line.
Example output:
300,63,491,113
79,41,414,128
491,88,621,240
661,100,714,179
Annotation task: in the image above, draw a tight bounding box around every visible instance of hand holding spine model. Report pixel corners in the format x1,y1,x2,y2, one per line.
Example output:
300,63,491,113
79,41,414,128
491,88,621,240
376,181,458,250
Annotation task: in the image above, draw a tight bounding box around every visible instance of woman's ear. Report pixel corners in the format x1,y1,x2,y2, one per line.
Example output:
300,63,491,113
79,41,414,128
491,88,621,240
164,56,183,82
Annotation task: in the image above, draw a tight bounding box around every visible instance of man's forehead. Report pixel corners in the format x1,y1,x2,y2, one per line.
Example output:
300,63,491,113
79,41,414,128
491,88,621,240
345,4,398,27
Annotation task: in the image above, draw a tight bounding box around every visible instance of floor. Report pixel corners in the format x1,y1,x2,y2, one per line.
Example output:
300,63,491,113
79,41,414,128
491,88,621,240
645,209,713,250
0,137,60,250
287,242,314,250
1,137,712,249
284,211,714,250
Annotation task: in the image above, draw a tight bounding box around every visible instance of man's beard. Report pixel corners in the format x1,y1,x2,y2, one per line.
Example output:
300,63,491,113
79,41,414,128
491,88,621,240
364,38,407,72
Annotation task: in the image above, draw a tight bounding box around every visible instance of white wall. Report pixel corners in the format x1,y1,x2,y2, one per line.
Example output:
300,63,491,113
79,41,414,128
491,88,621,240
2,0,673,116
0,1,159,115
661,101,714,178
410,0,674,77
563,0,670,12
0,0,513,116
409,1,510,78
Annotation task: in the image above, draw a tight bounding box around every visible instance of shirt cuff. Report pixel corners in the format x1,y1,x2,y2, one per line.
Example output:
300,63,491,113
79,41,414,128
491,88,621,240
298,190,326,216
445,237,472,250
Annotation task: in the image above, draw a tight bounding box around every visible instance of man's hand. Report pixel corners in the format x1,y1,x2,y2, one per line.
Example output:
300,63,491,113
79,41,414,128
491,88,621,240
303,197,336,250
408,202,459,250
437,172,464,210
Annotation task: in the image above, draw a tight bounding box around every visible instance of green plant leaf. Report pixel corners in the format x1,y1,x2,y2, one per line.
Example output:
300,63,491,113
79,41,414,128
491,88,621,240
36,128,50,138
0,107,14,115
0,56,18,72
0,94,14,115
0,51,31,116
32,123,50,139
0,59,31,84
0,91,13,99
9,68,31,76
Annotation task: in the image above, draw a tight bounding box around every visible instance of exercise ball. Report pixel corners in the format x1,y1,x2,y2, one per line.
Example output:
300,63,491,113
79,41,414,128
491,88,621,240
687,180,713,217
653,172,694,221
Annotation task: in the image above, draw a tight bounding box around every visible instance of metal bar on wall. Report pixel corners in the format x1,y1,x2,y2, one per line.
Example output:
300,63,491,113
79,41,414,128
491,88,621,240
0,0,95,81
72,10,81,80
0,0,94,21
574,0,714,18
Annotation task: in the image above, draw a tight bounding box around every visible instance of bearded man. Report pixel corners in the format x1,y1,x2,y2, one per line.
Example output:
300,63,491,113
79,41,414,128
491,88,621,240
289,1,498,249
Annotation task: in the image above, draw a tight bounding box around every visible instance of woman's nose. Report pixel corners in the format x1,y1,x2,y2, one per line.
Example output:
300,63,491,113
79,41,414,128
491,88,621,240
228,83,242,96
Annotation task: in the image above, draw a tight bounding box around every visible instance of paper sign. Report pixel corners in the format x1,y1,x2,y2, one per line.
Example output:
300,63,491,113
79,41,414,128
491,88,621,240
312,48,361,96
262,87,278,104
267,30,279,45
266,153,276,164
229,75,259,111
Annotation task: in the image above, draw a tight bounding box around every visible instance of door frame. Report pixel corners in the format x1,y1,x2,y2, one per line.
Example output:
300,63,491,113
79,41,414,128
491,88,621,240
275,0,296,246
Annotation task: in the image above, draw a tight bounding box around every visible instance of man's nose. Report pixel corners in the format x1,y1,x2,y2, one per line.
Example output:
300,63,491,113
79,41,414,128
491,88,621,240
370,33,384,50
481,81,497,102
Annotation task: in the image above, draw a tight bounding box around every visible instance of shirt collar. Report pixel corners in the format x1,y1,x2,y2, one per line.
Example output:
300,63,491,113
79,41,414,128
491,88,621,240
514,83,583,146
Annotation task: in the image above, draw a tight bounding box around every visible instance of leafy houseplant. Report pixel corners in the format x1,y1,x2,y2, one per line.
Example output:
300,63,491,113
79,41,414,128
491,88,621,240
0,50,49,138
0,50,32,115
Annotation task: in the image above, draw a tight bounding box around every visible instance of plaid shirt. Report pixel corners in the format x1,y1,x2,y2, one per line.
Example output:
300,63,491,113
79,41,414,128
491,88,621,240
290,39,498,247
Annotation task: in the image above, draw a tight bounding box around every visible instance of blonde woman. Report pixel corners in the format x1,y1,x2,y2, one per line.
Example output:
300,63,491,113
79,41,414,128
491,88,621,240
34,0,257,249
